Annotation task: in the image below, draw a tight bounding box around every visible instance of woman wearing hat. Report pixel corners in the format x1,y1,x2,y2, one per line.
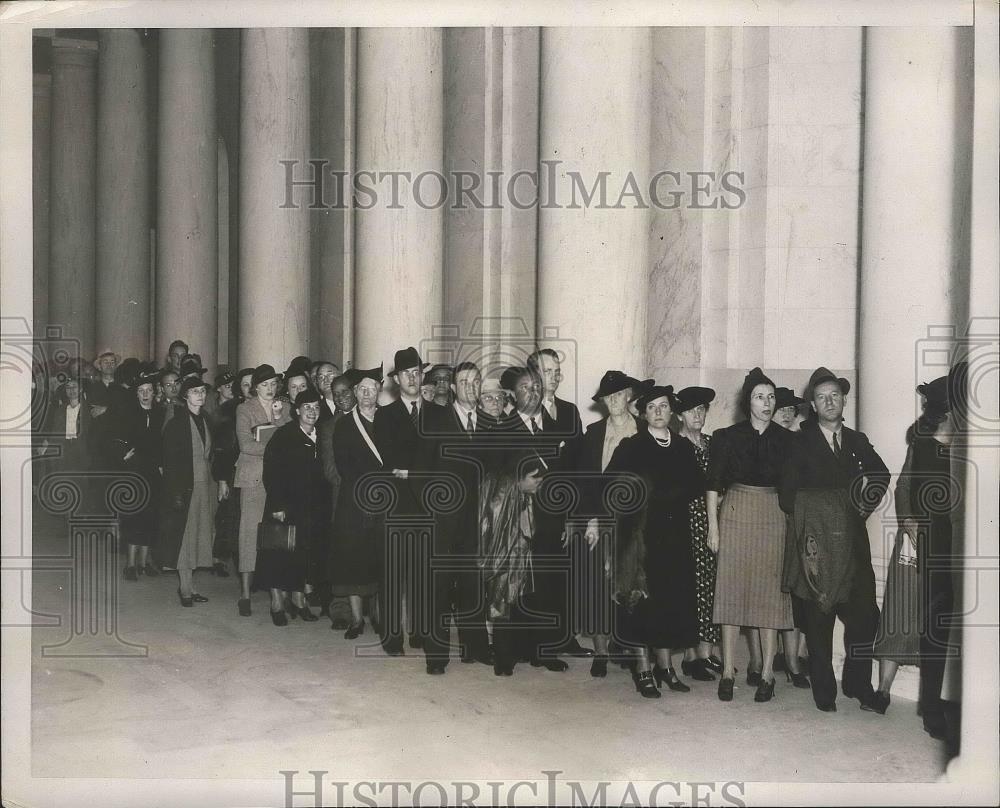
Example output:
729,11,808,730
160,377,217,606
673,386,722,681
605,384,705,698
258,389,331,625
707,368,796,703
110,364,166,581
773,387,806,433
233,364,291,616
329,366,385,639
209,369,251,579
872,372,961,737
573,370,648,677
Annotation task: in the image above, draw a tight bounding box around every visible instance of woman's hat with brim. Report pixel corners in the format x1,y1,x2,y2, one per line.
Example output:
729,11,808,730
291,388,323,411
346,364,384,386
284,355,313,380
673,386,716,413
774,386,806,410
178,376,209,399
235,367,255,384
916,375,950,413
632,384,676,412
180,355,207,378
131,361,161,390
804,366,850,400
592,370,653,402
388,347,430,377
214,370,236,388
251,363,282,389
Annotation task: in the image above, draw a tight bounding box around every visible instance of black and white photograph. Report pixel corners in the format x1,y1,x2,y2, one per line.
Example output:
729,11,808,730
1,1,998,806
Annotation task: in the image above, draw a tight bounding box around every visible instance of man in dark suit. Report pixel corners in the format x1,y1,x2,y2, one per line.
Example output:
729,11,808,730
527,348,592,658
779,366,891,713
373,346,437,654
420,361,493,673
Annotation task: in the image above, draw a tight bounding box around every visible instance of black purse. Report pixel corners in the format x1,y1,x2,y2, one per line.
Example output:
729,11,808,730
257,519,296,552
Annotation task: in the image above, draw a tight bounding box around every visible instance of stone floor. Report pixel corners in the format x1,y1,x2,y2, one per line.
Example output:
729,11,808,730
28,508,951,785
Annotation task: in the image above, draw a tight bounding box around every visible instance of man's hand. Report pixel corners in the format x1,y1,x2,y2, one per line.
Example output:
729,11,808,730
89,404,107,418
218,480,230,501
271,510,286,523
584,518,601,550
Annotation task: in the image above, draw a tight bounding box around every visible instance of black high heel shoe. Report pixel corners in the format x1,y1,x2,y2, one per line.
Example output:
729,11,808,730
270,608,288,627
634,670,661,699
718,677,735,701
746,667,762,687
296,604,318,622
653,665,691,692
784,669,811,689
754,677,776,702
681,658,716,681
344,620,365,639
590,654,609,678
176,589,193,607
705,655,724,674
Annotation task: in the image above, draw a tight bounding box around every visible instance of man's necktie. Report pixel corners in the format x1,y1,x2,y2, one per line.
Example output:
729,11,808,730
410,400,418,425
466,412,474,433
530,417,538,434
832,432,842,458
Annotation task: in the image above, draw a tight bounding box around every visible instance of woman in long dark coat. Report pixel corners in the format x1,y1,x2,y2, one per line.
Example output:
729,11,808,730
111,365,165,580
160,377,217,606
605,384,705,698
259,389,330,626
329,367,385,639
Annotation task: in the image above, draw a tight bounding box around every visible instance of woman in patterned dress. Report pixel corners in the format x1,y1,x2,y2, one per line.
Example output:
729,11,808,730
674,386,721,681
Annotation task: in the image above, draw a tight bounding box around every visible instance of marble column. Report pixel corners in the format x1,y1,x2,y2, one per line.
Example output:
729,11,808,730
310,27,353,367
355,28,444,371
49,39,98,360
33,74,51,340
439,27,539,371
537,28,651,421
239,28,311,368
156,30,218,373
858,28,973,563
96,29,150,359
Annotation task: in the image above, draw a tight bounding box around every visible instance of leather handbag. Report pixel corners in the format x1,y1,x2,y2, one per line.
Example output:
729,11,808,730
257,519,296,552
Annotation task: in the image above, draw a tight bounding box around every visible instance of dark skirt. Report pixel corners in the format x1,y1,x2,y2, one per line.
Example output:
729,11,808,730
873,537,921,665
611,592,698,650
253,547,308,592
119,466,160,547
329,511,381,595
642,512,700,649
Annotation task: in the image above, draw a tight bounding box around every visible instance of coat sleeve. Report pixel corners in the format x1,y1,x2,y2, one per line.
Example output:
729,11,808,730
893,441,916,523
705,427,730,493
777,434,802,515
262,428,292,516
161,414,188,501
856,432,891,521
318,417,339,485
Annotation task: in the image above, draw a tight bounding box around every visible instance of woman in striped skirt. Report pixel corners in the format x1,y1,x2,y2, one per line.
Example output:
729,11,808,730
707,368,795,703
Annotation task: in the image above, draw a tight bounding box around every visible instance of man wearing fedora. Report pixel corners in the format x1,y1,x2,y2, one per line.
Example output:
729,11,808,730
779,367,890,713
374,346,437,654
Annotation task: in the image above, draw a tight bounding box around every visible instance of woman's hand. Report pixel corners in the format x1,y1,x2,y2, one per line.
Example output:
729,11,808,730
271,510,286,523
218,480,230,501
584,518,601,550
707,522,720,554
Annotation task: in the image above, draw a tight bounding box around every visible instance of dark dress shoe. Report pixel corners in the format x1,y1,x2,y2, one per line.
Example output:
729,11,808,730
843,683,877,707
177,590,193,607
270,608,288,627
123,566,138,582
210,561,229,578
787,671,811,689
705,655,724,674
922,711,947,740
298,606,318,622
590,654,609,678
718,677,735,702
190,593,208,603
343,621,365,639
493,663,514,676
816,702,837,712
237,598,252,617
634,670,662,699
746,667,762,687
142,563,160,578
653,666,691,693
559,638,594,657
383,643,405,657
426,661,447,675
530,656,569,672
681,658,715,681
754,677,776,702
860,690,890,715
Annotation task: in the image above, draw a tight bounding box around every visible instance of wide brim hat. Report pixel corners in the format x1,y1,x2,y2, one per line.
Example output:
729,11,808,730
178,376,209,399
388,347,430,377
774,386,806,410
804,366,850,400
284,355,313,379
592,370,653,402
131,361,161,389
673,385,716,413
251,363,282,389
346,364,384,386
632,384,676,412
215,370,236,388
235,366,255,383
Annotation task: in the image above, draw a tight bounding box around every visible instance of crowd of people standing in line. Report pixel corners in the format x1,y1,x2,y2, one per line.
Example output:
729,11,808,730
33,338,965,749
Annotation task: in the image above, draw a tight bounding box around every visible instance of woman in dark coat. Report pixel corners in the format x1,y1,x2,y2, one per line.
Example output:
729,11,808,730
605,384,705,698
259,389,330,626
329,366,385,638
573,370,647,678
111,365,165,581
160,377,217,606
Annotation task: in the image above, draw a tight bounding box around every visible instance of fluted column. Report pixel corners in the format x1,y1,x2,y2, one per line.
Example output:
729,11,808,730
239,28,311,367
49,39,98,360
33,74,52,340
355,28,444,370
156,30,218,373
537,28,651,419
96,29,150,359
